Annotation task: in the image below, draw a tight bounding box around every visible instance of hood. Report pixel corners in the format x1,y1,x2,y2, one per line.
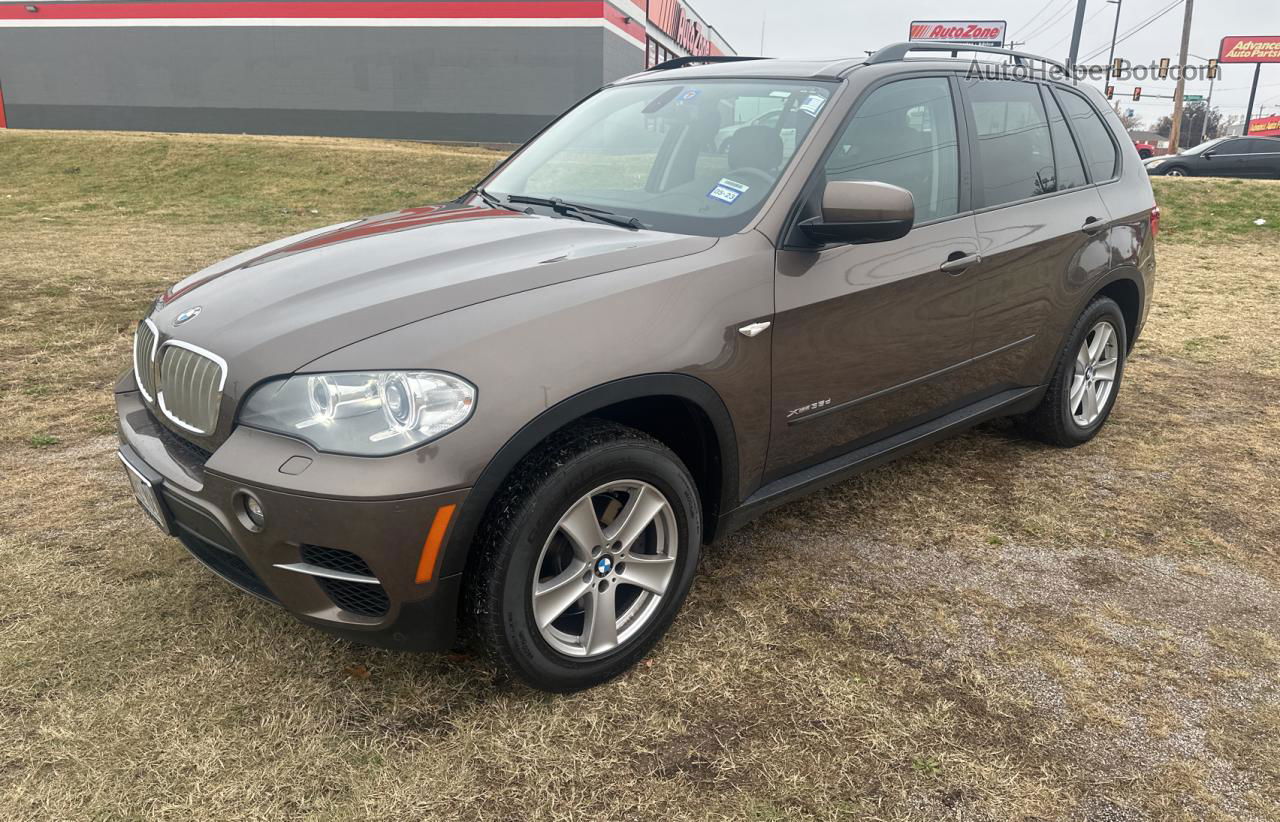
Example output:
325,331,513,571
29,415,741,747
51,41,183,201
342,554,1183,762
146,202,716,387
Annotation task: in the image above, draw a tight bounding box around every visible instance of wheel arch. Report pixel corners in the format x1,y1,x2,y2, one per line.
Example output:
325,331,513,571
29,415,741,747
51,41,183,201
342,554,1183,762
439,374,739,581
1041,270,1146,386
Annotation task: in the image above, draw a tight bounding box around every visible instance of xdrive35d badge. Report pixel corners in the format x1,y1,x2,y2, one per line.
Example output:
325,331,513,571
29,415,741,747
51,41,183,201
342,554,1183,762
115,42,1156,692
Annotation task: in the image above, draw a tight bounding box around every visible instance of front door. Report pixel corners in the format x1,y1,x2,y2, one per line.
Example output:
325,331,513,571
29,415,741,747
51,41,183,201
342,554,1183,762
767,75,983,477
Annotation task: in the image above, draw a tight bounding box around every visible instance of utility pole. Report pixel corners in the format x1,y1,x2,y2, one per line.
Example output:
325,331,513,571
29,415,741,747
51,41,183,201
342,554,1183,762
1167,0,1195,153
1067,0,1089,69
1190,52,1217,143
1106,0,1124,83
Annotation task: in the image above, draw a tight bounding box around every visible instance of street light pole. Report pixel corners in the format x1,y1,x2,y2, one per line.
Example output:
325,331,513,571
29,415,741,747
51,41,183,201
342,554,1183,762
1106,0,1124,82
1167,0,1195,153
1067,0,1089,69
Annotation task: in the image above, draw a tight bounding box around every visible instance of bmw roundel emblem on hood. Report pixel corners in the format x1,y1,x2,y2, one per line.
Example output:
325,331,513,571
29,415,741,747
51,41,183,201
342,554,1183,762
173,306,202,326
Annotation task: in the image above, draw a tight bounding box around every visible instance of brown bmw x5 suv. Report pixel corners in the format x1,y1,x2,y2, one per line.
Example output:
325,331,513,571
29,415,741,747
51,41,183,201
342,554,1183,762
117,43,1157,692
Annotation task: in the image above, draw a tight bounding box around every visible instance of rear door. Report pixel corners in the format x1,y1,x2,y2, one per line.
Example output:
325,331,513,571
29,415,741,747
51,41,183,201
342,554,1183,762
1240,138,1280,178
959,78,1114,391
766,75,982,476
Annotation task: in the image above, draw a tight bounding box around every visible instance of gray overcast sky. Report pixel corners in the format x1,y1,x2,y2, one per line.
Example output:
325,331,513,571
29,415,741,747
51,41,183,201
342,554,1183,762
691,0,1280,128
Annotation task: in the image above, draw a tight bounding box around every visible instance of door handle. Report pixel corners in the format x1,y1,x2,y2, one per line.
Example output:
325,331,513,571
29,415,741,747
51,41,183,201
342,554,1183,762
939,253,982,274
1081,216,1106,235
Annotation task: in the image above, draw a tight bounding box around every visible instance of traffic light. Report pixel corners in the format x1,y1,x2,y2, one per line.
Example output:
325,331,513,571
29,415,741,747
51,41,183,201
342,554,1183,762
1132,87,1142,101
1158,58,1170,80
1112,58,1123,79
1207,59,1218,80
1106,85,1115,99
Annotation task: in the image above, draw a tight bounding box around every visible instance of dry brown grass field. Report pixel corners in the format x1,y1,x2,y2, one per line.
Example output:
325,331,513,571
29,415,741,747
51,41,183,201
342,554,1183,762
1,130,1278,821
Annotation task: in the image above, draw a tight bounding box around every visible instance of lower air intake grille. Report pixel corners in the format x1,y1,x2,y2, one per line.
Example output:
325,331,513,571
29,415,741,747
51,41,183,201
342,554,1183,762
301,545,390,618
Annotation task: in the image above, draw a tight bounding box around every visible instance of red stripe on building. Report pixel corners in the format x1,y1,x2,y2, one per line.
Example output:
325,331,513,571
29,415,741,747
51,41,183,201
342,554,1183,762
0,2,606,20
602,2,645,42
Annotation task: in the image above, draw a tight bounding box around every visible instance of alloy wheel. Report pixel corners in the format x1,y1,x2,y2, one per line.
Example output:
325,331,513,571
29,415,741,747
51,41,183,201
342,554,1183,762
531,481,678,658
1069,320,1120,428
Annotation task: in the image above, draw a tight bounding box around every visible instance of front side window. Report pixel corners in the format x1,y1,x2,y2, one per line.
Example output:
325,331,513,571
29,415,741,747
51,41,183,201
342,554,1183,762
1215,140,1251,155
824,77,961,222
1054,88,1119,181
485,79,833,236
966,79,1056,207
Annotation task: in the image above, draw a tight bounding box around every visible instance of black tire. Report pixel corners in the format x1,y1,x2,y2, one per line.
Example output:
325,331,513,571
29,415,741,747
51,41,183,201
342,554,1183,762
1020,296,1127,447
1163,165,1190,176
465,419,701,692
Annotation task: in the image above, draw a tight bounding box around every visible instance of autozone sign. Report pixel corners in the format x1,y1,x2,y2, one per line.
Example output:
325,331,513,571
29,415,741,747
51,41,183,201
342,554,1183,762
909,20,1007,47
649,0,713,56
1218,36,1280,63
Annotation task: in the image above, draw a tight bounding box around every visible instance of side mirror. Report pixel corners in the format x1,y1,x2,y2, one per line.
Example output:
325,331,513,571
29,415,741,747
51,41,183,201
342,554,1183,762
1203,151,1215,159
799,181,915,245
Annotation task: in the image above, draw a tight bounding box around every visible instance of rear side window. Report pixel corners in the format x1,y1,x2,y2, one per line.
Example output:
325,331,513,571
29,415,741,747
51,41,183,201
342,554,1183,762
824,77,961,222
1054,88,1119,181
965,80,1055,207
1043,87,1088,192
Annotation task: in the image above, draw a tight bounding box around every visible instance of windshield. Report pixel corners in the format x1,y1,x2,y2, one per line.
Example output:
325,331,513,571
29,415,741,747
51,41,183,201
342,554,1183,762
485,79,834,236
1179,137,1228,155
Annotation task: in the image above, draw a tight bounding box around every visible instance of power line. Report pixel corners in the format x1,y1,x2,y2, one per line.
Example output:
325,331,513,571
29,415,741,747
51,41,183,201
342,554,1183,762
1010,0,1064,39
1039,5,1111,51
1080,0,1184,63
1023,1,1080,43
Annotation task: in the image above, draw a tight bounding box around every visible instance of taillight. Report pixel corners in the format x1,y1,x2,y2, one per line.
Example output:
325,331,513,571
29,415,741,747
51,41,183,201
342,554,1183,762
1150,206,1161,238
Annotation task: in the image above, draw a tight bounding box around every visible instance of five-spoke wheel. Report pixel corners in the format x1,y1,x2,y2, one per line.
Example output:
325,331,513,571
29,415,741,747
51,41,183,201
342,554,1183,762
467,420,701,692
1069,320,1120,428
533,481,678,658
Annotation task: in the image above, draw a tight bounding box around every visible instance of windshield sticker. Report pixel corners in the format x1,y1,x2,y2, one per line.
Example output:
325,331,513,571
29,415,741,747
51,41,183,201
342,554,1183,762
676,89,702,105
798,94,827,116
708,178,749,205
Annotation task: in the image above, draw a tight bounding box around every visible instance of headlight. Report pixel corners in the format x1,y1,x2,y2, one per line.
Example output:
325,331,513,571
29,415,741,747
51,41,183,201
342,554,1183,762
239,371,476,455
1145,158,1166,168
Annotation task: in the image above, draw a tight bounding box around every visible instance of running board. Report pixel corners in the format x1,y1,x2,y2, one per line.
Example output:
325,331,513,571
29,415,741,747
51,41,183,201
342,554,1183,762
720,387,1042,534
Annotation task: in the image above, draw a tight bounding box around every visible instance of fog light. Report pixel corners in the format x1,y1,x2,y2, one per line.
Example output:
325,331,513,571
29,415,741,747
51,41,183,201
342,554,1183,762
243,495,266,528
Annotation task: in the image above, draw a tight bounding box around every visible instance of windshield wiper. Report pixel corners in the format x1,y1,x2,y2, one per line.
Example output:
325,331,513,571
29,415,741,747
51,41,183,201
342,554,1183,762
505,195,643,231
464,186,525,213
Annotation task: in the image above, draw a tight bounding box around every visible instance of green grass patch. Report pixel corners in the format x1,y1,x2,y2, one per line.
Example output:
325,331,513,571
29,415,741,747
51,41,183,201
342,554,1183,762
1151,177,1279,242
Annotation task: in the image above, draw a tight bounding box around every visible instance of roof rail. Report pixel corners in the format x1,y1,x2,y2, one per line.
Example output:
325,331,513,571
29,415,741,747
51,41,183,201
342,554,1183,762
867,42,1069,75
647,55,767,72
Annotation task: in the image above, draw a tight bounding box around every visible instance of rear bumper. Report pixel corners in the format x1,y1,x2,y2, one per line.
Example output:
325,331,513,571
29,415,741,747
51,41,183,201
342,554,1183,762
116,387,469,652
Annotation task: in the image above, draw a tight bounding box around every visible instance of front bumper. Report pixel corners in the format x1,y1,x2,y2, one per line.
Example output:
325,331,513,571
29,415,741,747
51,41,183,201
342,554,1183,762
116,387,469,652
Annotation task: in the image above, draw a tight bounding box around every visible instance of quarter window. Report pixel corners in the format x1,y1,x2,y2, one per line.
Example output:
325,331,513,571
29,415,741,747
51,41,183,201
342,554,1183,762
965,80,1056,207
1054,88,1119,181
825,77,960,222
1044,88,1088,192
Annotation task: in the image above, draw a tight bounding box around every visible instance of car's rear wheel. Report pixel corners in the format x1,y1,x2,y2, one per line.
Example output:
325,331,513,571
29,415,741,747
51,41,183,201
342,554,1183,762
466,419,701,692
1019,296,1127,447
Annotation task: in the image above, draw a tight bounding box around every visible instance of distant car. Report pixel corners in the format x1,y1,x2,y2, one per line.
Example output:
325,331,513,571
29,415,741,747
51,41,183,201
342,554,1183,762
1133,141,1155,159
1145,136,1280,178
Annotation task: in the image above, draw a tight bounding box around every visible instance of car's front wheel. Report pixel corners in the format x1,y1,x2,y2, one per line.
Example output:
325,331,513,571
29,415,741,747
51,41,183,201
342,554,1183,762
466,420,701,692
1163,165,1190,176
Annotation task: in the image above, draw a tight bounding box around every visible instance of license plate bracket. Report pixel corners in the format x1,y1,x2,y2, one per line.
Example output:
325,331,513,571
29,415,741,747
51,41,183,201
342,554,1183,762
118,448,175,536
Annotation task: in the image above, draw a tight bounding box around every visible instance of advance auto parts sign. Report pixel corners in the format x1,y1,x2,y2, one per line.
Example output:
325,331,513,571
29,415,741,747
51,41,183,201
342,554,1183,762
909,20,1007,48
1219,36,1280,63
